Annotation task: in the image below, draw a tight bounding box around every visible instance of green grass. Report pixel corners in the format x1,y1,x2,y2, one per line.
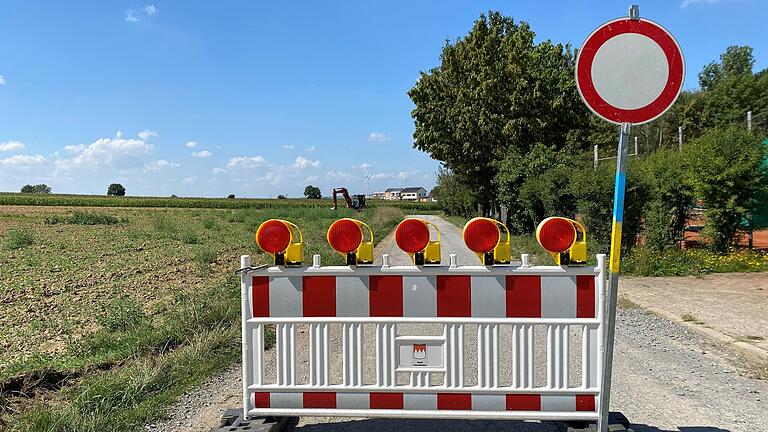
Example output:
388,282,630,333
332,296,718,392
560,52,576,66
681,313,705,325
0,192,438,212
2,228,34,250
622,246,768,276
44,211,122,226
0,203,404,431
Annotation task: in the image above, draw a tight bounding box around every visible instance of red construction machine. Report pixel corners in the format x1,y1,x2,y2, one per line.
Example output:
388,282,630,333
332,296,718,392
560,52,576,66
331,187,366,211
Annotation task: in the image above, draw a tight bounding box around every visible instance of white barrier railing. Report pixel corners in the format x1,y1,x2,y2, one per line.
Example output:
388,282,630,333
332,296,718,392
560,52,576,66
239,254,606,421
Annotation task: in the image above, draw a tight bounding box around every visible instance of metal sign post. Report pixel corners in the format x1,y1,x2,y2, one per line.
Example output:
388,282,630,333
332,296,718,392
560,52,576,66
574,4,684,431
598,123,630,431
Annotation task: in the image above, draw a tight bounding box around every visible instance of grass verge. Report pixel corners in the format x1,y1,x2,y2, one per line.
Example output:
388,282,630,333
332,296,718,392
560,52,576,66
1,204,403,430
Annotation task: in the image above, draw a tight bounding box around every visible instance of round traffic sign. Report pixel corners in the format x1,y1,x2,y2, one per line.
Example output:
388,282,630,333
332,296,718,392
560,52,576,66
575,17,684,125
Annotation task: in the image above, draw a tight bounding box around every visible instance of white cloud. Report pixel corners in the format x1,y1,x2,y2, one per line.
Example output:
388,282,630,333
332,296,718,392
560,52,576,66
144,160,180,171
368,132,390,143
0,75,6,85
0,141,25,152
370,170,420,181
282,145,295,150
0,154,47,169
227,155,267,168
185,140,198,148
681,0,720,7
125,10,139,22
138,129,157,141
126,5,157,22
211,167,227,174
357,162,372,170
325,170,354,182
305,145,316,152
192,150,213,158
292,155,320,169
64,144,86,154
54,131,153,172
303,175,318,183
182,176,197,185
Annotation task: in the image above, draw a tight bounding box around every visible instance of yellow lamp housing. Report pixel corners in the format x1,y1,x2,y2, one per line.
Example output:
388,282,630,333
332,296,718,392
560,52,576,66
355,220,375,265
535,217,588,266
493,221,512,265
462,217,511,266
421,219,441,265
255,219,304,267
327,218,374,266
394,218,441,265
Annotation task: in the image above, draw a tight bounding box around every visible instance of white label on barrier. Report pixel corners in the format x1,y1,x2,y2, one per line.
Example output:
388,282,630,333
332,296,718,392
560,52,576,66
397,338,444,369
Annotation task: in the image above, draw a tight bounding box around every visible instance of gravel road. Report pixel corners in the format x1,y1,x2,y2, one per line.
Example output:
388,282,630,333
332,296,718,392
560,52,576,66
148,216,768,432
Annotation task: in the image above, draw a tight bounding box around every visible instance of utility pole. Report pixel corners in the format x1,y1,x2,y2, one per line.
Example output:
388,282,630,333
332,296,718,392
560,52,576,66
634,136,638,156
747,111,754,249
594,145,599,170
678,126,683,150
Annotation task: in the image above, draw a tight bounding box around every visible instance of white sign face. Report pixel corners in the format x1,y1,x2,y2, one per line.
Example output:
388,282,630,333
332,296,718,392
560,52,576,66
576,17,684,125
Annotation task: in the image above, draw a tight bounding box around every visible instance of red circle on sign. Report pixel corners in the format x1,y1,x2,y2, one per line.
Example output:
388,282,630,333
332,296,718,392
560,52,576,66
463,219,500,254
576,18,684,125
537,218,576,253
327,219,363,253
395,219,430,253
256,220,291,254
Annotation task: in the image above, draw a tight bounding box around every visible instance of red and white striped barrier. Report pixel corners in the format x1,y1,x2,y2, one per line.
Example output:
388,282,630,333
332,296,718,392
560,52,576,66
239,254,607,422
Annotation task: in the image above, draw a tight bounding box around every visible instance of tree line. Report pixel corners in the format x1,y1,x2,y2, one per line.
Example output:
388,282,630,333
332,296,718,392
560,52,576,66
415,12,768,254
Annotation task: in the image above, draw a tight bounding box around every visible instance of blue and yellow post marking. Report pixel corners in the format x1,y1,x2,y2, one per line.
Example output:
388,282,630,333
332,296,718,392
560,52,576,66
609,170,626,273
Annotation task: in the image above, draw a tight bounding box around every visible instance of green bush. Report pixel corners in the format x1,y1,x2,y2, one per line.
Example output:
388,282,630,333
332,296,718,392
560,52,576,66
201,219,217,230
180,231,199,245
569,160,649,255
432,166,476,218
3,228,34,250
684,128,768,252
45,211,121,226
638,149,694,251
194,248,217,267
97,299,147,332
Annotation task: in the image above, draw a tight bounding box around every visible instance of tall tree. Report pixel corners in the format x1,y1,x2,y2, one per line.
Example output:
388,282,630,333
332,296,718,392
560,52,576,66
409,11,589,220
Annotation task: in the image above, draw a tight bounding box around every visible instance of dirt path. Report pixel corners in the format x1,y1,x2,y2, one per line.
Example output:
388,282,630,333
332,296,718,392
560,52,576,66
148,216,768,432
620,273,768,354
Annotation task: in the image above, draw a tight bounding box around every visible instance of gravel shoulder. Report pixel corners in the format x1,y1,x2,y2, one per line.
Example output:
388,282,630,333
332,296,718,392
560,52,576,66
620,273,768,354
149,216,768,432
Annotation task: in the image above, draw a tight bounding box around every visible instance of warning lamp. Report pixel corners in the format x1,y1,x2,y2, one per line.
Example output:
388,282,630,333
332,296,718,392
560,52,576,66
255,219,303,266
395,218,441,265
462,217,511,266
536,217,588,266
327,218,374,266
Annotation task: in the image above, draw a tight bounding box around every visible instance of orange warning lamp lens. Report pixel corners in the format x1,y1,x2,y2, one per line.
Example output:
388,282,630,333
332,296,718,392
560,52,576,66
327,219,363,254
537,217,576,253
256,219,292,254
395,219,430,253
463,218,500,253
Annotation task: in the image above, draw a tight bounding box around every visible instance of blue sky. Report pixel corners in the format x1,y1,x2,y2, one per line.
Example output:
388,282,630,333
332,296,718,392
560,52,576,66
0,0,765,197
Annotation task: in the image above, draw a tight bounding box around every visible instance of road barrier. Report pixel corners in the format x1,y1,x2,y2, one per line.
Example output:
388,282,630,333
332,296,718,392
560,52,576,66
238,248,607,422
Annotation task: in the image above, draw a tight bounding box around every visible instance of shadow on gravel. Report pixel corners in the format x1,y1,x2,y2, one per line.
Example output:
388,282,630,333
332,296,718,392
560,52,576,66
630,425,731,432
294,418,560,432
294,419,733,432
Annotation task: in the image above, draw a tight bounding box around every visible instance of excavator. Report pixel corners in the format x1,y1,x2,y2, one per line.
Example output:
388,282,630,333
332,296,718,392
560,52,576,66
331,187,366,211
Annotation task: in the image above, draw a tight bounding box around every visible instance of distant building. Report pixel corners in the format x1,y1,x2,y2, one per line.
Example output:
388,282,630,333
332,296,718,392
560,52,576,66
370,191,386,200
383,188,403,200
401,187,427,201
